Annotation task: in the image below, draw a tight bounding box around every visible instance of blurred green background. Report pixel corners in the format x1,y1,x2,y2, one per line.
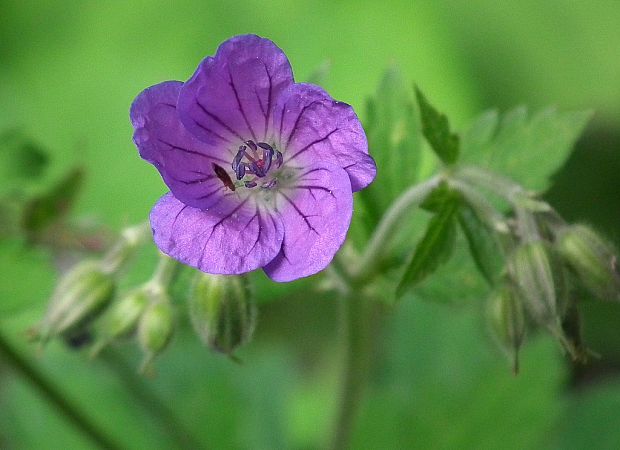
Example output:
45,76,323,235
1,1,619,449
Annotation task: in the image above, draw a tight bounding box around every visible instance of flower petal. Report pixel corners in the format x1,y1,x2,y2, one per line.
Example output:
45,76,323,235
131,81,237,210
274,83,376,192
263,163,353,282
150,193,284,275
178,35,294,145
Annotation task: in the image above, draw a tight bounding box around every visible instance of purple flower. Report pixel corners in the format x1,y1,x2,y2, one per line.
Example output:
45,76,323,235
130,35,376,282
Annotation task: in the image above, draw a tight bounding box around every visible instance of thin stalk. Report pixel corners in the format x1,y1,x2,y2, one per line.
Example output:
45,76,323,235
151,252,179,287
0,330,121,450
101,222,150,274
353,175,441,281
456,166,525,203
328,294,381,450
447,178,509,234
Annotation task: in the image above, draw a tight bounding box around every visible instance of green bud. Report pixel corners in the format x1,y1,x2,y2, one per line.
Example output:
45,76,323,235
559,304,593,364
35,260,115,343
508,242,582,360
100,223,150,274
557,224,620,302
508,241,567,327
138,299,174,374
189,274,256,356
487,283,526,374
89,289,149,357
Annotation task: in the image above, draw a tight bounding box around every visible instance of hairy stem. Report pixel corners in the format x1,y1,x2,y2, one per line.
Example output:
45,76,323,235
353,176,441,281
328,294,381,450
0,330,121,449
150,252,179,287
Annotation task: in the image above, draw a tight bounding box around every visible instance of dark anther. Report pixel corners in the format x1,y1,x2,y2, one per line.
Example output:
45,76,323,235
213,163,236,191
262,179,278,189
245,140,258,152
275,150,283,168
244,180,257,188
232,146,245,171
235,162,246,180
257,142,273,151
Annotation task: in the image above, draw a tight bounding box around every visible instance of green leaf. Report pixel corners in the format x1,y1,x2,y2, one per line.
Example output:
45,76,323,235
420,181,458,213
357,68,423,230
21,166,84,238
397,195,460,297
0,129,49,183
415,86,460,165
458,203,504,285
460,107,592,192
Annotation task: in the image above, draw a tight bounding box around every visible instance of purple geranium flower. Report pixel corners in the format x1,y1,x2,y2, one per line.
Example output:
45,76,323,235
130,35,376,282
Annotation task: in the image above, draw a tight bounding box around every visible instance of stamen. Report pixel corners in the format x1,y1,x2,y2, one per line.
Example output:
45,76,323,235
262,179,278,189
249,161,265,178
258,143,274,173
275,150,283,168
235,162,246,180
232,146,245,171
230,140,281,188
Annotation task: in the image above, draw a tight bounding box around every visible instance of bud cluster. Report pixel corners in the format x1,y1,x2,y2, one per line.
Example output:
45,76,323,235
33,222,259,374
492,215,618,368
189,273,257,357
454,167,620,371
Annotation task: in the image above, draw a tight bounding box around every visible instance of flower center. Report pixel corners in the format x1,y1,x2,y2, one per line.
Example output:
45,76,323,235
231,140,283,189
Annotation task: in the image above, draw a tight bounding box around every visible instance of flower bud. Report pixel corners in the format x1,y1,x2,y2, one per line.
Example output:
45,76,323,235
557,224,620,302
35,260,115,343
99,223,150,274
559,304,593,364
508,241,567,327
89,289,149,357
189,274,256,356
138,299,174,373
487,283,526,374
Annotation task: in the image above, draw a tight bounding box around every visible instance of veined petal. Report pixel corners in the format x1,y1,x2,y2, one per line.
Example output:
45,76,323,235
151,193,284,275
274,83,377,192
130,81,183,129
264,163,353,282
178,35,294,145
131,81,236,210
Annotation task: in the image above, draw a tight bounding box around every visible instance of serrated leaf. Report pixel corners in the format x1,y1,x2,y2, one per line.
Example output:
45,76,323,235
357,68,423,231
458,203,504,285
415,86,460,165
396,196,460,297
460,107,592,192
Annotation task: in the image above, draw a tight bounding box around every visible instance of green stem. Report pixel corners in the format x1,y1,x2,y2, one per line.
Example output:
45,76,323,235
151,252,179,287
353,176,441,281
0,330,121,450
456,166,525,203
447,178,509,234
101,222,150,274
328,294,380,450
